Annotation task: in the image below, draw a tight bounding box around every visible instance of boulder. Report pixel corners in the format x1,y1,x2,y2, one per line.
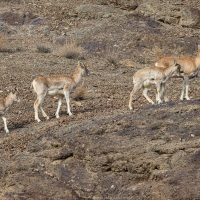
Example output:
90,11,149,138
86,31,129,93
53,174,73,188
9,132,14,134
138,0,200,28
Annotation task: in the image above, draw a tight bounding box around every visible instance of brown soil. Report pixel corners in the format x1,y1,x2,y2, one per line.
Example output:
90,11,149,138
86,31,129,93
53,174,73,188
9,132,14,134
0,0,200,199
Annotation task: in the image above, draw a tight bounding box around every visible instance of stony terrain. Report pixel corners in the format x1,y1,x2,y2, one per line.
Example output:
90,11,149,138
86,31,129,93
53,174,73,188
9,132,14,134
0,0,200,199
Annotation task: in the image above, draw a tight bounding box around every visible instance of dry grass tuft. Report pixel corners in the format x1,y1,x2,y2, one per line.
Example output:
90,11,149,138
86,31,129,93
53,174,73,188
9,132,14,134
0,33,22,53
55,40,86,60
0,33,9,52
153,47,165,59
105,46,120,66
37,45,51,53
73,86,88,101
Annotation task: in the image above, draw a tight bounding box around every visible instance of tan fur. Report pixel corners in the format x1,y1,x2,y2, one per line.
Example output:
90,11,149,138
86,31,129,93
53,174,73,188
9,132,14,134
0,90,20,133
32,61,90,122
155,45,200,100
129,61,180,110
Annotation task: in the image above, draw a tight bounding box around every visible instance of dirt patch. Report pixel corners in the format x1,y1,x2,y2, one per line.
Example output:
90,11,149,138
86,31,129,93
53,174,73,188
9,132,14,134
0,0,200,199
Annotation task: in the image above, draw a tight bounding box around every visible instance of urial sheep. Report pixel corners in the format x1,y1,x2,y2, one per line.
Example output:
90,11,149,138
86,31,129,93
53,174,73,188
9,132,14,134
32,61,90,122
0,88,20,133
129,61,180,110
155,45,200,100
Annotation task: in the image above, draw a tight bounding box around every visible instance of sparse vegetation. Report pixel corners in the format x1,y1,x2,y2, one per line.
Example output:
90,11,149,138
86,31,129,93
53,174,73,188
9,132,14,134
0,0,200,199
106,46,119,66
0,33,10,53
0,48,14,53
73,86,88,101
0,33,23,53
55,40,86,60
15,47,24,52
151,46,165,59
37,45,51,53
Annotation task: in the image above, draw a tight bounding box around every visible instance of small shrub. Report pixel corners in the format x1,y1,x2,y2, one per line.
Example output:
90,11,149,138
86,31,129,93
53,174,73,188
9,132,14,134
55,40,85,60
107,55,118,66
106,46,119,66
0,48,14,53
73,86,87,101
98,0,108,5
15,47,24,52
153,47,165,59
37,46,51,53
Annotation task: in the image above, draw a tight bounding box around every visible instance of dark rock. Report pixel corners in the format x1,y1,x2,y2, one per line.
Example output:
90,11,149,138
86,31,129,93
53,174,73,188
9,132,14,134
0,11,44,26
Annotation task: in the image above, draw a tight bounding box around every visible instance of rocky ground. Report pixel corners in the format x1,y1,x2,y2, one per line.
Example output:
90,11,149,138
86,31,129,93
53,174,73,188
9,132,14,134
0,0,200,199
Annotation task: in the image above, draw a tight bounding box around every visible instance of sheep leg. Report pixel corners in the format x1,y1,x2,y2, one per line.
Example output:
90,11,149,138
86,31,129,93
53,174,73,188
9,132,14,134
142,87,155,104
2,116,9,133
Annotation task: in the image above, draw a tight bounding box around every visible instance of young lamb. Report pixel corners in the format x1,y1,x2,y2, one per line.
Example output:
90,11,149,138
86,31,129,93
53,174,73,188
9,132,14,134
0,88,20,133
129,61,180,110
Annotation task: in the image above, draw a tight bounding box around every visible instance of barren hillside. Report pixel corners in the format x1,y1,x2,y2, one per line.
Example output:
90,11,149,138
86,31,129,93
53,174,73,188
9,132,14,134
0,0,200,199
